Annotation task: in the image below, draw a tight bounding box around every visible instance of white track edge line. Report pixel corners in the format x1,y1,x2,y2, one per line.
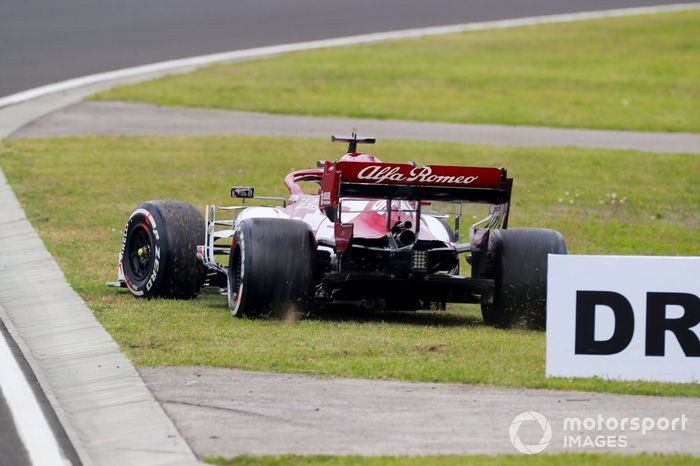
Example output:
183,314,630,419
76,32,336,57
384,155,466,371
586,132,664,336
1,3,699,109
0,327,67,466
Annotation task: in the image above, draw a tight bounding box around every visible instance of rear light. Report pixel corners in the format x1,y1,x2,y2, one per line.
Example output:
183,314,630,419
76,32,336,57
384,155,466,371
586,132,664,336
412,250,428,270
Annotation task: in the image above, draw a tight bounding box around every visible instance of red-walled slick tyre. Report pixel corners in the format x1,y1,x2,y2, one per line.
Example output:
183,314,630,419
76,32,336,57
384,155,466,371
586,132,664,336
119,200,204,299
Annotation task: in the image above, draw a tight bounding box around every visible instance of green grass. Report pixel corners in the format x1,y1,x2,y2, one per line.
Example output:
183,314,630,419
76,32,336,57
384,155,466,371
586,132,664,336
0,135,698,397
92,11,700,132
205,453,700,466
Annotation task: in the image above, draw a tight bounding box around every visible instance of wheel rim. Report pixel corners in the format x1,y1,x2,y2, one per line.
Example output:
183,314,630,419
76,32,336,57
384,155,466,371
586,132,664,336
127,223,153,281
228,246,244,314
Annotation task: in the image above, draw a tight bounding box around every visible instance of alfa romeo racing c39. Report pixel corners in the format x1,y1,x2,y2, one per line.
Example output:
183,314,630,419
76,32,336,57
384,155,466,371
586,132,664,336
110,135,567,329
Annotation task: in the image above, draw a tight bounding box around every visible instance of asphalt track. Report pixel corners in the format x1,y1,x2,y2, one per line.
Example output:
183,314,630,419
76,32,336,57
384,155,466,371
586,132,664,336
15,100,700,154
141,366,700,457
0,321,80,466
0,0,691,98
0,396,29,466
1,1,699,463
0,324,31,466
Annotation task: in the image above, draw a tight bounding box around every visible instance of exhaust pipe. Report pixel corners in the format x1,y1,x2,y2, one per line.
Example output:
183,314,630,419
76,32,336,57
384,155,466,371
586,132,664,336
392,221,416,247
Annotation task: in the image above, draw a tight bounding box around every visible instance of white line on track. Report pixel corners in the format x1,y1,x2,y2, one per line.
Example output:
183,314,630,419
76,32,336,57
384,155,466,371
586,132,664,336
1,3,699,109
0,331,67,466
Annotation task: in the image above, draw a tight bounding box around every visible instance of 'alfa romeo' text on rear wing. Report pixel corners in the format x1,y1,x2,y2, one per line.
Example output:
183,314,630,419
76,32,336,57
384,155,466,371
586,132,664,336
319,160,512,208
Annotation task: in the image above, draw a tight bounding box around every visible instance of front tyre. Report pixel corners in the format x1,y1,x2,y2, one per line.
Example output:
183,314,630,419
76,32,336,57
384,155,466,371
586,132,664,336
120,200,204,299
481,228,567,330
228,218,316,317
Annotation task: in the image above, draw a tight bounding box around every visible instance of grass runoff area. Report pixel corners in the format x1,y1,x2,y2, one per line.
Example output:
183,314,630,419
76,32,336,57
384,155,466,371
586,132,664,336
92,10,700,133
1,135,698,399
205,453,700,466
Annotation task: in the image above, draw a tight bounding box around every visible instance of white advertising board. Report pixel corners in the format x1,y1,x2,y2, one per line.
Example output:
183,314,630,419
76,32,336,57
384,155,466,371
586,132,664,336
546,255,700,383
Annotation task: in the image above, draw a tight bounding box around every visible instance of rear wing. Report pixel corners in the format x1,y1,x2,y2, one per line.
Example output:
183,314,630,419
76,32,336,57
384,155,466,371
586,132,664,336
319,160,512,207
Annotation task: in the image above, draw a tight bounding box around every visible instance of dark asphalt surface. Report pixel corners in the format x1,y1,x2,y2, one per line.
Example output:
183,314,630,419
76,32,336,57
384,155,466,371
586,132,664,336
0,322,81,466
1,0,693,98
0,390,30,466
0,320,31,466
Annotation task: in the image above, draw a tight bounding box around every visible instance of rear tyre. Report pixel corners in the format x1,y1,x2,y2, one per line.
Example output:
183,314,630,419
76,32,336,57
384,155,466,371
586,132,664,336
120,200,204,299
228,218,316,317
481,228,567,330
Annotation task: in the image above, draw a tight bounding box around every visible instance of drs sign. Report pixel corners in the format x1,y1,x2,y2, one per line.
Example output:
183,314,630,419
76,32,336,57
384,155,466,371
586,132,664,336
546,256,700,383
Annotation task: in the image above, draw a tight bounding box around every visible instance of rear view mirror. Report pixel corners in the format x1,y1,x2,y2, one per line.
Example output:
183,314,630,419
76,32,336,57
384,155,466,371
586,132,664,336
231,187,254,199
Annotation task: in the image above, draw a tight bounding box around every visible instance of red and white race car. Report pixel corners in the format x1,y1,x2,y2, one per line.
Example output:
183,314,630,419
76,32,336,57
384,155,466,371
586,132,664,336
110,135,567,329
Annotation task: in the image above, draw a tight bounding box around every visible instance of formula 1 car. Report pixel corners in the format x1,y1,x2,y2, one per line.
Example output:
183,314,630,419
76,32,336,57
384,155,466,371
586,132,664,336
109,135,567,329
